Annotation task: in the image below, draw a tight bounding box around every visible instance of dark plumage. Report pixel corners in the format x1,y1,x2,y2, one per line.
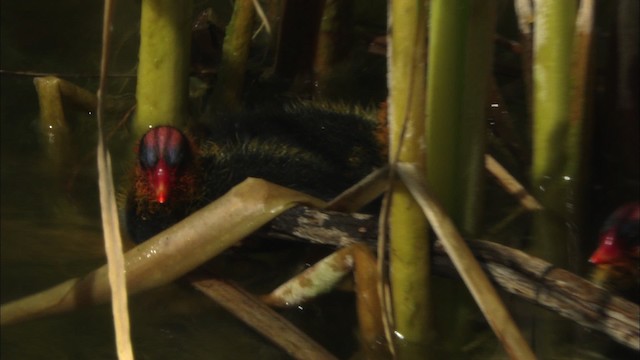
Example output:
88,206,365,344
125,105,385,243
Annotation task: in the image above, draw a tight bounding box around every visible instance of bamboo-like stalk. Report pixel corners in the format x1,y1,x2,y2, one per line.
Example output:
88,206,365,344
273,0,324,83
425,0,495,232
134,0,192,135
385,0,430,354
514,0,534,115
457,0,497,235
397,162,535,360
210,0,255,113
33,76,70,163
424,0,487,354
425,0,470,218
530,1,579,357
530,0,577,269
312,0,352,98
566,0,595,225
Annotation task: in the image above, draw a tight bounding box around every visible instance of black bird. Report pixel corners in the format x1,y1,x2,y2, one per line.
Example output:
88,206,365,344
125,104,385,243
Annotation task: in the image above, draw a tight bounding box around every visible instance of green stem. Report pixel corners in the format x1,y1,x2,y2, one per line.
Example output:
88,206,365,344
530,1,579,357
458,0,497,235
425,1,496,355
387,0,430,354
424,5,470,353
211,0,255,113
425,0,470,220
313,0,352,98
530,0,577,267
134,0,192,136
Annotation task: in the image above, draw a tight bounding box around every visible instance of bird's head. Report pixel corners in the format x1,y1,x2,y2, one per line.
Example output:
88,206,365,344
135,126,197,205
589,202,640,266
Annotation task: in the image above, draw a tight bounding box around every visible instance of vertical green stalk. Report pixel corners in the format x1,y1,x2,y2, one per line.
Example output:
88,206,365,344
566,0,595,236
387,0,430,355
425,0,470,221
34,77,70,164
530,1,579,357
424,0,495,232
424,9,470,353
458,0,497,235
425,0,496,355
313,0,352,98
514,0,534,117
211,0,255,113
135,0,192,136
530,0,577,267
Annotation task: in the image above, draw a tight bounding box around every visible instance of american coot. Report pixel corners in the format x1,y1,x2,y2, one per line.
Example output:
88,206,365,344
125,105,385,244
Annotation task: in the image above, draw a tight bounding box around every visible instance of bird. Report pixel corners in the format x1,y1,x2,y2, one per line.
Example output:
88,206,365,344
589,202,639,300
124,104,385,244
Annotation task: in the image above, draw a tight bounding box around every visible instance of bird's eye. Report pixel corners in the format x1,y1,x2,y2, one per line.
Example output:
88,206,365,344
165,147,184,167
165,132,188,168
139,135,158,169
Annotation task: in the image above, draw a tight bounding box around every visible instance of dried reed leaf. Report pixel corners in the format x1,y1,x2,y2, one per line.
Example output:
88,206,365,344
96,0,134,357
0,179,324,326
251,0,271,36
326,166,389,212
485,154,543,211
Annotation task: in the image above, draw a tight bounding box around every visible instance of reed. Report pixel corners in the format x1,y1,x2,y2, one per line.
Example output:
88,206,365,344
384,0,430,355
529,1,599,357
424,0,497,354
530,0,578,267
134,0,192,135
211,0,255,112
